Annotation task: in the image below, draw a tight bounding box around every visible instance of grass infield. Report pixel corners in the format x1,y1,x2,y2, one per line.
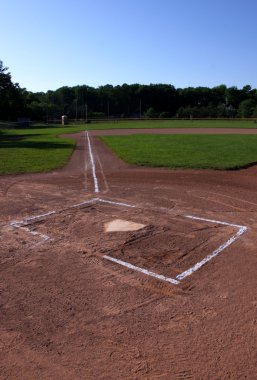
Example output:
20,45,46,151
0,126,86,175
100,134,257,170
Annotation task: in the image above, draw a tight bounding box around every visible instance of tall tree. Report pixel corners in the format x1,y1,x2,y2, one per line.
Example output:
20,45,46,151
0,60,24,120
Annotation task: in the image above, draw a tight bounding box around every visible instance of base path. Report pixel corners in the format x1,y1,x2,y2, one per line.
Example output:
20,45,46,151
1,129,257,379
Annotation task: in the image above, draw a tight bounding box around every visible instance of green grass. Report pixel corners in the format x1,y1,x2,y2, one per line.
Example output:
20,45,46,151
0,125,86,175
84,119,257,130
2,122,257,175
100,134,257,170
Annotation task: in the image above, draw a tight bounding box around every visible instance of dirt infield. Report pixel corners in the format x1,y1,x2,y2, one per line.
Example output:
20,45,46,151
1,129,257,379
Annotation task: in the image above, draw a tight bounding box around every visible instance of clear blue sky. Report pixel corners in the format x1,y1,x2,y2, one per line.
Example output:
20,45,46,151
1,0,257,92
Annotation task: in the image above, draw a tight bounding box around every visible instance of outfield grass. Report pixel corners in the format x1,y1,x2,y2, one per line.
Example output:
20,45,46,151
0,126,86,175
84,119,257,130
2,122,257,175
100,134,257,170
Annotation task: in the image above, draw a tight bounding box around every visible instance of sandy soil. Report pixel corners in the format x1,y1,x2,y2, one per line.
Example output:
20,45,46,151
1,129,257,379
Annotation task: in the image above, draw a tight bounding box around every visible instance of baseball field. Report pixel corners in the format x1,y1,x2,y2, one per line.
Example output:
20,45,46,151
1,120,257,379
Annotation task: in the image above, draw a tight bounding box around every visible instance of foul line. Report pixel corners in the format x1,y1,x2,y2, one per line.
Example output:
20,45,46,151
86,131,99,193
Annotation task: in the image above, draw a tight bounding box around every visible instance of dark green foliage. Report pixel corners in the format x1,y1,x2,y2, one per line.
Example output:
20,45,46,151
0,60,25,120
237,99,257,118
1,59,257,121
144,107,157,118
22,83,257,121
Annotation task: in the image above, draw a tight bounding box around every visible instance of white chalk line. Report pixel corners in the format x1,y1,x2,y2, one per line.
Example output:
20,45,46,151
9,197,135,244
86,131,99,193
10,210,57,242
176,215,247,281
10,221,50,243
97,198,135,208
103,255,180,285
185,214,245,229
84,132,88,191
104,214,247,285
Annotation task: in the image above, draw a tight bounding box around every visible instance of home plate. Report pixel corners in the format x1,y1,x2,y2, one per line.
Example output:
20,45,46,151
104,219,146,232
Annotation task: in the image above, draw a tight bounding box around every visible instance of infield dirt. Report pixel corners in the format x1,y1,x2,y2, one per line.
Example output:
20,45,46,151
1,129,257,379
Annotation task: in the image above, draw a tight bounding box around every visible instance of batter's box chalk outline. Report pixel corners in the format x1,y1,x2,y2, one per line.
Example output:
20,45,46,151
104,215,247,285
9,198,247,285
9,197,135,244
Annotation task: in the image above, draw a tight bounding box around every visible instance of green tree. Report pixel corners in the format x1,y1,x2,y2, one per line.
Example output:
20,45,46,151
144,107,157,118
0,60,25,120
237,99,257,118
252,106,257,118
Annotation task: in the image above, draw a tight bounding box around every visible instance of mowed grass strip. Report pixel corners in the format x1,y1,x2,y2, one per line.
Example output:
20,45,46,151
0,126,86,175
86,119,257,130
100,134,257,170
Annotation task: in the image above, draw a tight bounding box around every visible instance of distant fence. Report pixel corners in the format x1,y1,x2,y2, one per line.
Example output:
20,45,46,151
66,117,257,125
1,117,257,129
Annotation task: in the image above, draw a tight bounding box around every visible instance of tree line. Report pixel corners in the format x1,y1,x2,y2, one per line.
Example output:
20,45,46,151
1,59,257,122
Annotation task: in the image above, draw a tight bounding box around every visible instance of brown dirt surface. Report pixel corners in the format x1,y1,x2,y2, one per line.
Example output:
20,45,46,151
1,129,257,379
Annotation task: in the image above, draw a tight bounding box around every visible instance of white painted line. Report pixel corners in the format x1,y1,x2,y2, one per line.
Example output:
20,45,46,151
103,255,180,285
69,198,99,209
10,210,53,243
84,131,88,191
185,214,246,229
103,213,247,285
9,197,135,245
97,198,135,208
10,210,57,227
23,210,57,223
86,131,99,193
10,222,50,242
9,199,98,244
175,215,248,281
